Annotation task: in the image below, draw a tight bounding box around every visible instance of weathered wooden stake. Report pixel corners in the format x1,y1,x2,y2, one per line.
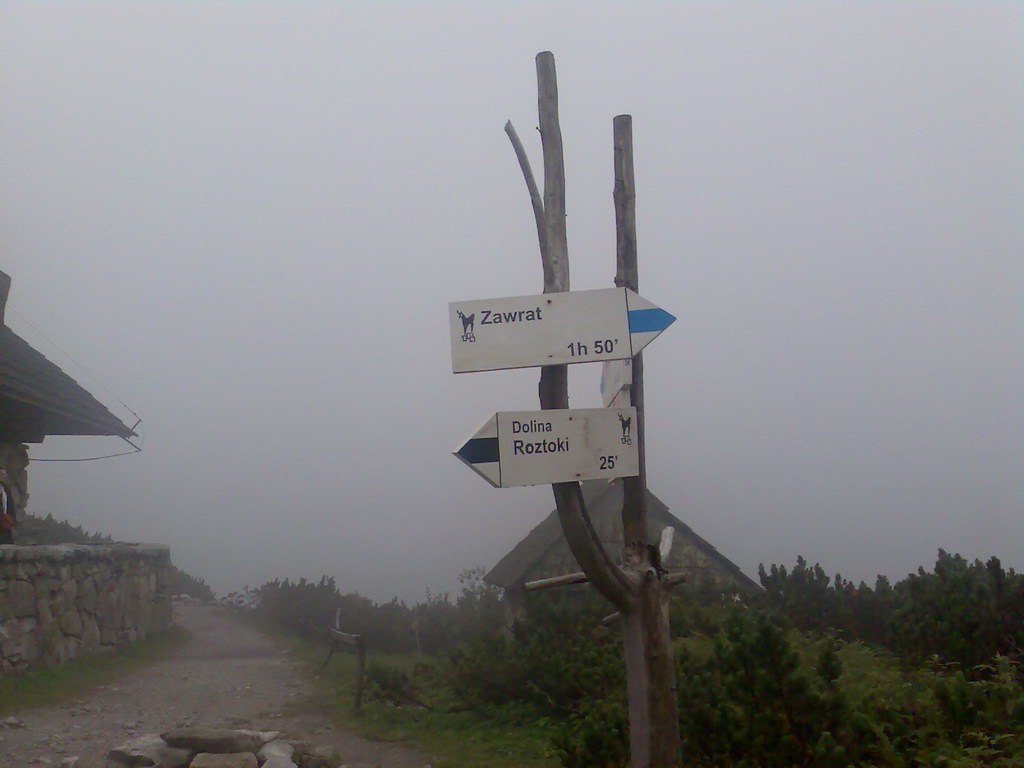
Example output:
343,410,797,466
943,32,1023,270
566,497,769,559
508,52,632,610
614,113,682,767
353,634,366,711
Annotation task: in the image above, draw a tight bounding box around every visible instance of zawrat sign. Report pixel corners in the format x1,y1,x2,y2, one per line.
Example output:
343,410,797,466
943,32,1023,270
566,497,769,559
450,287,674,373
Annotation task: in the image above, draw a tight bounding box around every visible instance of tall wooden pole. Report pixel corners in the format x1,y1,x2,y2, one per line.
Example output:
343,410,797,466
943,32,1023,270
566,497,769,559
614,116,648,556
614,114,681,768
525,52,633,610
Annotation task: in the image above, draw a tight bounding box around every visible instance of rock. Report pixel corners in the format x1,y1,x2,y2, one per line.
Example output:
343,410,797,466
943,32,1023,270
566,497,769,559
262,758,298,768
107,733,165,766
36,599,54,632
297,753,331,768
3,715,26,728
237,729,280,745
189,754,258,768
59,757,80,768
156,746,195,768
288,742,312,759
81,614,102,650
79,577,98,612
160,728,261,754
258,741,294,762
60,578,78,604
11,579,35,617
59,608,83,637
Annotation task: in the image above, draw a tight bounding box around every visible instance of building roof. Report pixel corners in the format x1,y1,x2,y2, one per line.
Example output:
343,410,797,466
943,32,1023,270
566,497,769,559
0,273,136,443
484,479,760,595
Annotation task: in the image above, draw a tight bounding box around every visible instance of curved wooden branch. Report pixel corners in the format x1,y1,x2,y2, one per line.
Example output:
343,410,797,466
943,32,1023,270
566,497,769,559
504,120,550,284
554,482,633,610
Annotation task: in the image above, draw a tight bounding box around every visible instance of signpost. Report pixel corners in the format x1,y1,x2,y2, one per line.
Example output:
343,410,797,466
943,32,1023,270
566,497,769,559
454,406,639,488
448,53,683,767
450,287,674,374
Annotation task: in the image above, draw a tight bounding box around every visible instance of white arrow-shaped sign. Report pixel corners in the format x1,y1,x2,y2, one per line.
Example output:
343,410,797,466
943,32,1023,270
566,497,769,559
454,407,639,488
450,287,675,374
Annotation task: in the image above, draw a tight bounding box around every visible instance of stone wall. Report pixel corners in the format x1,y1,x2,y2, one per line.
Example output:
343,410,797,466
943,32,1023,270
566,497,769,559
0,543,172,674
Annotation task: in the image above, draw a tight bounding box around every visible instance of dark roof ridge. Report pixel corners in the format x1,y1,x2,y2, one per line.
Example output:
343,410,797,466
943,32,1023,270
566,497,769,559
0,323,136,441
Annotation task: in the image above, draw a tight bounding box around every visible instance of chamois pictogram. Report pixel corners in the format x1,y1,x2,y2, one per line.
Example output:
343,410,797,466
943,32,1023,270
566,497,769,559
619,413,632,445
457,310,476,342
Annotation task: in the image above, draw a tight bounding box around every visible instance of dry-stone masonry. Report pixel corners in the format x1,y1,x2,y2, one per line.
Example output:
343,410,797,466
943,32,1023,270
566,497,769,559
0,542,171,673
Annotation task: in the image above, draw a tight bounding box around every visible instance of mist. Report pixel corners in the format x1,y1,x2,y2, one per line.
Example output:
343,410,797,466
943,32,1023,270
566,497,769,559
1,2,1020,603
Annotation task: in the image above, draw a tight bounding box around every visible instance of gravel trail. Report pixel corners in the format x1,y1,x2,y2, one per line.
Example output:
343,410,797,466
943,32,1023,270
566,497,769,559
0,601,431,767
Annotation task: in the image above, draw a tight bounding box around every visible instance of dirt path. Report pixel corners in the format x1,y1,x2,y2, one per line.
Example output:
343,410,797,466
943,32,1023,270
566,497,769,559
0,601,432,767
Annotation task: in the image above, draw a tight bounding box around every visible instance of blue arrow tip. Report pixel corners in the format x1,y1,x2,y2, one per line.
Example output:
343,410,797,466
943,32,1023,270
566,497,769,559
457,437,500,465
628,308,675,334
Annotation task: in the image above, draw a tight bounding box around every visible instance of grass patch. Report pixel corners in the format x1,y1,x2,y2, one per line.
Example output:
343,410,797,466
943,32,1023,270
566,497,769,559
0,624,190,715
281,632,559,768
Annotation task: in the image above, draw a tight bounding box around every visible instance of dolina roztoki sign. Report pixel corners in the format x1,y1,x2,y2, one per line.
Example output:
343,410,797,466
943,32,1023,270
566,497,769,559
454,407,639,488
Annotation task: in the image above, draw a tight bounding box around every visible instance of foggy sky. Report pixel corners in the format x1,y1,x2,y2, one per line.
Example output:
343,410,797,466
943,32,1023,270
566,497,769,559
1,2,1020,603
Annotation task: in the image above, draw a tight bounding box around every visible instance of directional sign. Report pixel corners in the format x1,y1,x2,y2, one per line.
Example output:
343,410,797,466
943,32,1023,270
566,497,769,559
454,407,639,488
450,287,675,374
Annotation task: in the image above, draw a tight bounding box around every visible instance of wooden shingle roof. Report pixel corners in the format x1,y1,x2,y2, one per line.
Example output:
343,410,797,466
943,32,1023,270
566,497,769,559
0,274,136,443
484,479,760,595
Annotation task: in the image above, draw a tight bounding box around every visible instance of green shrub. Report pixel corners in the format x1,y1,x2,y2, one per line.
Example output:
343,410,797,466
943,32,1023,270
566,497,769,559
758,551,1024,672
166,564,214,600
364,661,417,706
889,552,1024,671
448,591,623,720
254,568,505,656
549,696,628,768
255,553,1024,768
16,511,112,545
676,608,849,768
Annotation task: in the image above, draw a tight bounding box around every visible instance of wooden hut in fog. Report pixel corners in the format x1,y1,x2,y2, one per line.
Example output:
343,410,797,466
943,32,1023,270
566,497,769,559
0,271,137,530
484,479,759,609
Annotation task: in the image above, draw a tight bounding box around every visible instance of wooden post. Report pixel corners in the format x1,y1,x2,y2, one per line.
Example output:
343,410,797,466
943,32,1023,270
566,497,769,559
614,113,681,768
322,640,338,670
353,634,367,712
508,52,632,611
